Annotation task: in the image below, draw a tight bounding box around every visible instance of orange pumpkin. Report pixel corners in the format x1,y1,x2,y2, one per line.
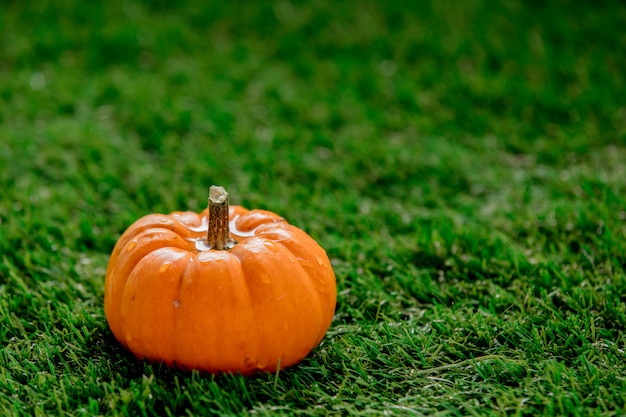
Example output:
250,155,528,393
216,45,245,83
104,186,336,374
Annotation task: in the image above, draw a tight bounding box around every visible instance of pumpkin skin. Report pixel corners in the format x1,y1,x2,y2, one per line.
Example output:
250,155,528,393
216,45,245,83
104,205,337,375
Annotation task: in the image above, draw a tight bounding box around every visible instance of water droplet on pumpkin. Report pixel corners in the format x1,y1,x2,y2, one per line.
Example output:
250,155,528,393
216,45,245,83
126,240,137,251
197,252,212,264
297,257,313,268
173,299,180,308
160,262,171,273
256,357,269,369
315,255,325,266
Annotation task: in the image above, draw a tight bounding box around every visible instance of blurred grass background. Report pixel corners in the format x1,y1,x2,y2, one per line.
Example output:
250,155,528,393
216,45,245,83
1,0,625,415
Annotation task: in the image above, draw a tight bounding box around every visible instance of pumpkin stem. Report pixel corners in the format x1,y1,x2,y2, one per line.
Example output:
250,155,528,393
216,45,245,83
206,185,237,250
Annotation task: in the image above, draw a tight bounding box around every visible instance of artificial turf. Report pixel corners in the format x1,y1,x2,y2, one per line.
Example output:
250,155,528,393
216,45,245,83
1,0,625,415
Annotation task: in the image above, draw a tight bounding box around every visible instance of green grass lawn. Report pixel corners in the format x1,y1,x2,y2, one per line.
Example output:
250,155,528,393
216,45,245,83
1,0,626,415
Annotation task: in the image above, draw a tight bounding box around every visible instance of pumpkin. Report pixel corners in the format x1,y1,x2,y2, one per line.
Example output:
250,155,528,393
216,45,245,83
104,186,336,374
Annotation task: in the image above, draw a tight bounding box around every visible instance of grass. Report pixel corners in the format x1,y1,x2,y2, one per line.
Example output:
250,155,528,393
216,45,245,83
1,0,625,415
